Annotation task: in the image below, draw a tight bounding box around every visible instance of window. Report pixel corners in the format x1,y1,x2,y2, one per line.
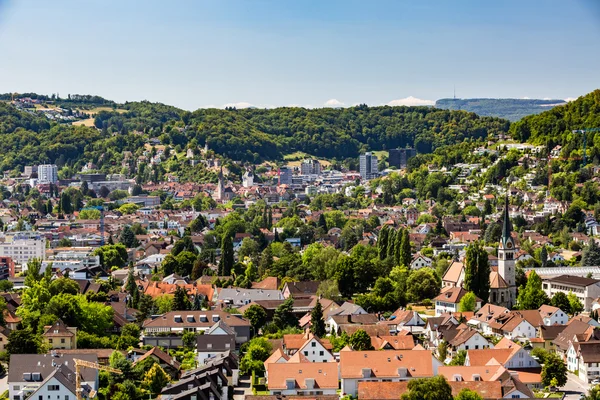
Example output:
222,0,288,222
304,351,308,356
61,339,65,344
48,385,60,391
207,344,212,349
319,351,324,356
49,339,53,343
311,342,316,347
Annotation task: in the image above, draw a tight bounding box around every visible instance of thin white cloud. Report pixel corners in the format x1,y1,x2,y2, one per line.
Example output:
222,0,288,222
387,96,434,106
521,97,530,100
564,97,577,102
221,102,255,109
324,99,345,108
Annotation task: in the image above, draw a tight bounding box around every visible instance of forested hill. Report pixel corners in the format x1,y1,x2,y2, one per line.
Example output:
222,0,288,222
509,89,600,158
0,98,511,172
100,103,510,161
435,98,566,122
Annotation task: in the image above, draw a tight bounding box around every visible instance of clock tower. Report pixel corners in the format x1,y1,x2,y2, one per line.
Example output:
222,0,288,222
497,194,517,308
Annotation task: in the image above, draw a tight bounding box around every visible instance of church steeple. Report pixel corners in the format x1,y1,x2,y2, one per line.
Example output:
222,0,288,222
501,193,512,248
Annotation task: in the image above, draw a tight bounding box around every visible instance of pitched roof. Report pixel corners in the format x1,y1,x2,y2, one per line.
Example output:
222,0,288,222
538,325,567,341
547,275,600,287
8,353,98,383
433,287,480,304
263,348,288,368
370,335,415,350
340,350,436,379
266,361,338,390
357,380,503,400
438,365,507,382
442,261,464,283
133,347,181,370
576,341,600,363
553,320,593,351
539,304,562,317
206,320,236,336
43,319,75,337
489,271,508,289
251,277,281,291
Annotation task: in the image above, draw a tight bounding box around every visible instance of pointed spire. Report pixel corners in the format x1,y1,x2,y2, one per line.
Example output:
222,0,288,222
502,192,512,245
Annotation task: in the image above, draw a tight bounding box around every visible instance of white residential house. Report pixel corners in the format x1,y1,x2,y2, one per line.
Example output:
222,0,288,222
538,305,569,326
296,336,335,363
433,287,481,317
411,255,433,269
8,353,99,400
569,341,600,383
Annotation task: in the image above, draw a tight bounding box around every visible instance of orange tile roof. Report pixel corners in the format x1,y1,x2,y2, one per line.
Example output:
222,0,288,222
439,365,507,382
340,350,436,379
442,261,464,283
267,361,338,390
357,380,503,400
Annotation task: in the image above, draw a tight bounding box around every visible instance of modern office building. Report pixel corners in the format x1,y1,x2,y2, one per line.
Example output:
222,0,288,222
300,159,322,175
389,147,417,169
37,164,58,183
359,152,379,180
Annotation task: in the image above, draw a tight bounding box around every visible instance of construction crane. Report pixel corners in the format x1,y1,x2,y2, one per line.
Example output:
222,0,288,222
73,358,122,400
81,205,105,245
572,128,600,167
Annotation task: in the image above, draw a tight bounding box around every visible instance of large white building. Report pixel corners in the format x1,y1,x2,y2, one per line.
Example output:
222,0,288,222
37,164,58,183
359,152,378,180
542,275,600,311
0,234,46,266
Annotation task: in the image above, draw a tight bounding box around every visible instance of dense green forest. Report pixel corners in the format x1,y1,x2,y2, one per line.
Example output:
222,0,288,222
509,89,600,162
0,99,509,173
98,103,510,162
436,98,566,121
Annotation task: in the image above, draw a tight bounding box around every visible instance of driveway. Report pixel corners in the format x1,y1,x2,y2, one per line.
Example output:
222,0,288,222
233,375,252,400
563,372,588,400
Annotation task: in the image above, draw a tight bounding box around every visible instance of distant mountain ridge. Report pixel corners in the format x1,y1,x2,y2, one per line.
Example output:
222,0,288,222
435,98,567,122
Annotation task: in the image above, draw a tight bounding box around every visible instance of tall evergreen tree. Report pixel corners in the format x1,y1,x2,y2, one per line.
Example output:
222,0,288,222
173,286,191,310
476,244,490,303
258,245,273,278
394,228,403,265
378,226,389,260
310,301,326,337
318,213,328,231
267,208,273,229
464,244,478,293
219,235,234,276
400,229,412,268
262,205,268,228
387,229,396,259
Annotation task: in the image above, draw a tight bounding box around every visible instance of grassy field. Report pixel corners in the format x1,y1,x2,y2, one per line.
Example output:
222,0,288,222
72,107,127,127
372,150,389,160
283,151,332,167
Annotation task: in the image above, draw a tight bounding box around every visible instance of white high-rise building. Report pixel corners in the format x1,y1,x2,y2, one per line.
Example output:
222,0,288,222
359,152,378,180
38,164,58,183
301,159,321,175
0,234,46,266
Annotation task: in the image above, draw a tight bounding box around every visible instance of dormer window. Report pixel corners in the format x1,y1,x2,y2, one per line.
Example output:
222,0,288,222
174,315,183,323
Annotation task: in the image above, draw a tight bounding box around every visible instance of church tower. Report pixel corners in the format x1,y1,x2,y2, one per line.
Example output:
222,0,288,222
497,194,517,307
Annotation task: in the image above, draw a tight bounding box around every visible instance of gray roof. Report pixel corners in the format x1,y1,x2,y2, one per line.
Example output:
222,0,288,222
206,320,236,336
547,275,600,287
217,288,283,304
8,353,98,383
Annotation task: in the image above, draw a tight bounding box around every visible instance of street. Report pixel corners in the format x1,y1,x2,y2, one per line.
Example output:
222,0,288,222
563,372,589,400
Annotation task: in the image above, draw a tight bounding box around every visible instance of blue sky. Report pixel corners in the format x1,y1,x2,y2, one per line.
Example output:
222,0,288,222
0,0,599,110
